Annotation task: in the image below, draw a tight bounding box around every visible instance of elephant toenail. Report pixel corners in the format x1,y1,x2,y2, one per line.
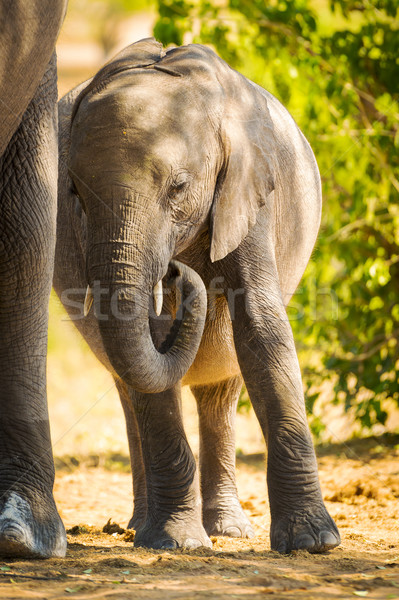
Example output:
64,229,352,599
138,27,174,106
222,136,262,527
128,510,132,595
320,531,340,548
295,534,315,550
224,526,241,538
276,541,288,554
184,538,209,549
160,539,178,549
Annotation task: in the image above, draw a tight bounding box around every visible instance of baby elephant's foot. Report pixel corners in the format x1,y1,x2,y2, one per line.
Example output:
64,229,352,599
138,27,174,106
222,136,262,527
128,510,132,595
0,492,66,558
134,516,212,550
271,504,340,554
203,496,255,539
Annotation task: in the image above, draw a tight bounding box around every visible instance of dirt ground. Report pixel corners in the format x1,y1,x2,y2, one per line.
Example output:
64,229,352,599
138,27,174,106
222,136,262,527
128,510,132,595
0,435,398,600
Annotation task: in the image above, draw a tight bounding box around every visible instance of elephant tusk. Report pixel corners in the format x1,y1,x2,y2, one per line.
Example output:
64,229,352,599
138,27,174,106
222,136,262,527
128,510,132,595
84,285,94,317
153,280,163,317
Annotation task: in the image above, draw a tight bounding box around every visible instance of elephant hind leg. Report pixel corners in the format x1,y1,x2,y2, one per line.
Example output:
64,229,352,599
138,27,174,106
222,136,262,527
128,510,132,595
191,376,254,539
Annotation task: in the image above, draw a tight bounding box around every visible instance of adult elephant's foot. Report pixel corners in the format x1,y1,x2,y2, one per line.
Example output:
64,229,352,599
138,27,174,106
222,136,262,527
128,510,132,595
0,492,67,558
134,515,212,550
127,512,145,532
127,497,147,531
203,496,255,538
270,503,340,554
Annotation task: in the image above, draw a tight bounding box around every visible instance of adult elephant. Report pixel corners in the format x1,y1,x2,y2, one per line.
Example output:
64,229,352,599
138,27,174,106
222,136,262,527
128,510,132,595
54,38,340,553
0,2,68,558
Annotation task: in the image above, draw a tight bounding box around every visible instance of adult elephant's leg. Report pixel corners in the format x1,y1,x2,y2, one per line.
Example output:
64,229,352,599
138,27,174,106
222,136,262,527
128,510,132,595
115,381,147,530
0,55,66,558
191,376,254,538
131,384,211,549
0,0,67,155
227,248,340,554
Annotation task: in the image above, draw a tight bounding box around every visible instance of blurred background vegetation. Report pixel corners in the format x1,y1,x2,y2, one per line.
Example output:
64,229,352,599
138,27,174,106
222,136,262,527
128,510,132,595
50,0,398,456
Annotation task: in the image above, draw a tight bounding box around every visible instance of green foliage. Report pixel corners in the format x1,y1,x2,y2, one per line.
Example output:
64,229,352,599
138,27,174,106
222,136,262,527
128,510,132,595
154,0,399,433
154,0,195,45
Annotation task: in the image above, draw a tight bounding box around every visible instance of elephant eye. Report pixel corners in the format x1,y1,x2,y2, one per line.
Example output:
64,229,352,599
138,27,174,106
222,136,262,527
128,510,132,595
168,181,187,199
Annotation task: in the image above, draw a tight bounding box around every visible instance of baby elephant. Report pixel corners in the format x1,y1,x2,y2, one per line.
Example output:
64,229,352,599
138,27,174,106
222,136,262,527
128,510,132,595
54,38,340,553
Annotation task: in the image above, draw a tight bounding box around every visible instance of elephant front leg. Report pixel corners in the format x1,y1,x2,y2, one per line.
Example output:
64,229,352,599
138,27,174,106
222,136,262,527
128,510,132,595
230,277,340,553
130,385,211,550
0,55,66,558
191,376,254,539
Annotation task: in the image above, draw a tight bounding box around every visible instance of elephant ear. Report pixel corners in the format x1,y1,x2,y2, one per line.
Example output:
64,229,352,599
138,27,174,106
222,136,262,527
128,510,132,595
54,79,92,296
210,76,276,263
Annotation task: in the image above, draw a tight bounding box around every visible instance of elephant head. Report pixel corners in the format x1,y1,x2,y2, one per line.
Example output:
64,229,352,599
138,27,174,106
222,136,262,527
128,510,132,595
67,38,276,394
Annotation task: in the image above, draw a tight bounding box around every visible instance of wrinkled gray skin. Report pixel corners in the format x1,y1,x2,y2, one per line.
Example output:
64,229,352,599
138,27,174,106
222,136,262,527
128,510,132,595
0,1,68,558
54,39,340,553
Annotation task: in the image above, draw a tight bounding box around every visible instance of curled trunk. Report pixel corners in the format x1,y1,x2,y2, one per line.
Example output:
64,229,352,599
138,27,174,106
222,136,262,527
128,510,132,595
94,260,207,394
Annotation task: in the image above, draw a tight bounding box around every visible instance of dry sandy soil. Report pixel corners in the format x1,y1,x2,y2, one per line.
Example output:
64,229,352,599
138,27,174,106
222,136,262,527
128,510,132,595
0,435,398,600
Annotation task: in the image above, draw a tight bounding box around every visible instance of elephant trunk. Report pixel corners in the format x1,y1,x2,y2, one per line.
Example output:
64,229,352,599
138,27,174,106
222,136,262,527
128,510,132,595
88,248,207,394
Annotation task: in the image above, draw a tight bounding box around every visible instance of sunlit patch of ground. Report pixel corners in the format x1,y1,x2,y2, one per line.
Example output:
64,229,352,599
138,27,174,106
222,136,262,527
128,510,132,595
0,437,398,599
